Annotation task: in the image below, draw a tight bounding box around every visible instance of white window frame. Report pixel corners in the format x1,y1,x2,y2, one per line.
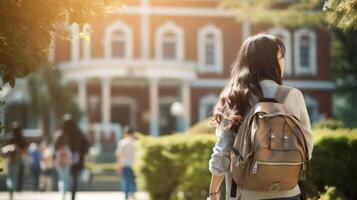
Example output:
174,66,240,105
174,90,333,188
199,94,218,120
155,21,184,61
198,24,223,73
304,95,319,123
294,28,317,75
268,26,292,75
104,21,133,59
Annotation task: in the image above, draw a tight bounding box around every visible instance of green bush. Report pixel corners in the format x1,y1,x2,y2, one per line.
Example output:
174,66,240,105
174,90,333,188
137,125,357,200
311,128,357,199
308,186,346,200
313,119,346,130
136,134,215,200
185,119,215,135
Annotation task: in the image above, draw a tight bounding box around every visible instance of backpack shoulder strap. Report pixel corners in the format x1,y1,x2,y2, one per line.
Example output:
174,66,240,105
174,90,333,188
273,85,293,103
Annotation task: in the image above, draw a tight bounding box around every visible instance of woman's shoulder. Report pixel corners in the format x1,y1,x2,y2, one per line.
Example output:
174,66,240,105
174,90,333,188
279,85,304,100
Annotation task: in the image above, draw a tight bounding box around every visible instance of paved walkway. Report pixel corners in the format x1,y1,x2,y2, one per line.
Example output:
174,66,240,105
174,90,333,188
0,192,149,200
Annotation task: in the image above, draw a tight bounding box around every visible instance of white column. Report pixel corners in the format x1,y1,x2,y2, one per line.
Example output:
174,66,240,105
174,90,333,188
70,23,80,62
82,24,91,60
242,18,251,42
149,79,159,136
101,77,111,125
48,33,56,62
140,0,150,59
181,81,191,131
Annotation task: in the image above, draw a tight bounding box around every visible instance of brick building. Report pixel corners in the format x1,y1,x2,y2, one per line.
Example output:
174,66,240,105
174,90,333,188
2,0,334,142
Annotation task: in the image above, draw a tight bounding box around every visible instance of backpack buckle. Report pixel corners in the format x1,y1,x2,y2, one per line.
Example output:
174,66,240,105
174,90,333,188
269,183,280,192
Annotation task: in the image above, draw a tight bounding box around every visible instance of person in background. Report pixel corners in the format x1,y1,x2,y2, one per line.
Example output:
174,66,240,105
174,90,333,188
39,140,54,191
28,142,41,191
54,129,72,200
7,122,26,197
53,114,90,200
115,126,137,200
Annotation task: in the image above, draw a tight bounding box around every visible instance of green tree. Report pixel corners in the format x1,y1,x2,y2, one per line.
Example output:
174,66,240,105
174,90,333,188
28,65,81,135
0,0,121,87
324,0,357,31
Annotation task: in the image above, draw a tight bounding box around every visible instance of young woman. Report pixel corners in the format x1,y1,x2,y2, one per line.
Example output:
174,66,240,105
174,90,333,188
208,33,313,200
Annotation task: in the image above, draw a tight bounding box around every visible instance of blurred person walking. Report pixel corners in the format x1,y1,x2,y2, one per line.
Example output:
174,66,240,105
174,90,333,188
39,140,54,191
115,126,137,200
28,142,41,191
54,129,72,200
53,114,90,200
0,122,26,200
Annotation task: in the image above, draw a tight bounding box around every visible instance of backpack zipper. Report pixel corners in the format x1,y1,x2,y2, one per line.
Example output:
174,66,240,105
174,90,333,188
252,161,303,174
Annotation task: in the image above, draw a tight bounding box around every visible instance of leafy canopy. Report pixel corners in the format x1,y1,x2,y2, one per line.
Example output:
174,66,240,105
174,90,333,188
0,0,121,87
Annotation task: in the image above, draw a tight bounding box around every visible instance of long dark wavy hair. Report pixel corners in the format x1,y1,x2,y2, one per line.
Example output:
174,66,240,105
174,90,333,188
212,33,285,133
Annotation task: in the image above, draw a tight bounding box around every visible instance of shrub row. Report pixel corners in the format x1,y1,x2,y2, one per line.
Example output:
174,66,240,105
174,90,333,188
136,128,357,199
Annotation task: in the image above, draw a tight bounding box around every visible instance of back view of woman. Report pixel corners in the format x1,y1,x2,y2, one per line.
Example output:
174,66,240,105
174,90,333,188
208,33,313,200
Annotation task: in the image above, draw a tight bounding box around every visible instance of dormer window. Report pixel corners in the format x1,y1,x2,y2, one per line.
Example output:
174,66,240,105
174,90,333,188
104,21,133,59
156,21,184,61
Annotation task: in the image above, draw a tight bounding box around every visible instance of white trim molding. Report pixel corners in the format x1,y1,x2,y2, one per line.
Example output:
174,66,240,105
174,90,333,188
199,94,219,120
294,28,317,75
192,79,335,90
155,21,184,61
104,20,133,59
268,26,292,75
198,24,223,73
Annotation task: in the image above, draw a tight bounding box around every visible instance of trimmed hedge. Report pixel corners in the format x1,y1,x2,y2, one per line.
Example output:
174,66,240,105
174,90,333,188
311,129,357,199
136,134,215,200
136,128,357,200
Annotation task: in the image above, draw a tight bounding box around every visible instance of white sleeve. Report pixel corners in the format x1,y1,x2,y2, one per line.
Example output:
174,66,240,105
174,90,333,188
116,141,123,158
285,88,314,159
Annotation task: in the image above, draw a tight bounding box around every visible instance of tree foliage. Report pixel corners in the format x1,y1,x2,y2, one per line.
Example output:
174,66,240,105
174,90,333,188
220,0,325,28
323,0,357,31
28,66,81,122
0,0,121,87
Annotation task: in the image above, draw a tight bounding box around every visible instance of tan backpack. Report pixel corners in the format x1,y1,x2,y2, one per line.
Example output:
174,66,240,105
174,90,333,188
230,86,310,193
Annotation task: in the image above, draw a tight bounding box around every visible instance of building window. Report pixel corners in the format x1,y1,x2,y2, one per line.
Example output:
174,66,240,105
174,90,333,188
198,24,223,73
199,94,219,120
162,32,177,60
104,21,133,59
267,27,292,75
294,28,317,75
300,35,311,68
111,30,126,58
156,21,184,61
